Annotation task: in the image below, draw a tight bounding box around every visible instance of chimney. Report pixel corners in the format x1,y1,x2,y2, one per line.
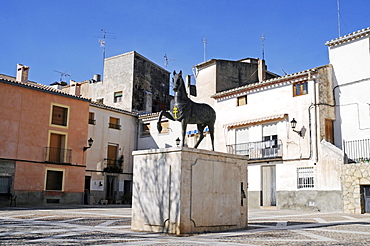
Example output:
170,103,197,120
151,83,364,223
75,83,81,96
16,64,30,83
258,59,266,82
70,80,81,96
93,74,101,82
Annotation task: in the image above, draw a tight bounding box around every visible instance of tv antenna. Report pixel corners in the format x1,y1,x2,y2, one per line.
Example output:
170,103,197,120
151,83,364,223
54,70,71,82
94,28,115,76
261,33,265,60
164,54,174,69
203,37,207,62
337,0,341,37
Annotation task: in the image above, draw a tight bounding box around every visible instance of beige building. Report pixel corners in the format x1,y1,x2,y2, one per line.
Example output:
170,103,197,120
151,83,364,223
84,102,137,204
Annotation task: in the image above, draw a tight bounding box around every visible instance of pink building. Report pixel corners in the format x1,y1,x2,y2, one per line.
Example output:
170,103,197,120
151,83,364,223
0,66,90,206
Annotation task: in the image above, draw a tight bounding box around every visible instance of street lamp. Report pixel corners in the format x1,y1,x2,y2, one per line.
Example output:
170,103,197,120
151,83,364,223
175,137,181,147
290,118,302,137
83,138,94,151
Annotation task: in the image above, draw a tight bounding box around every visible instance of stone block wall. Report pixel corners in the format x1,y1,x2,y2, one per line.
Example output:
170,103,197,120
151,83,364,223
342,162,370,213
132,147,248,235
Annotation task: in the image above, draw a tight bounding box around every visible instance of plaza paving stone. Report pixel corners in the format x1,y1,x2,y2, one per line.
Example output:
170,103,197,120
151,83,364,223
0,205,370,245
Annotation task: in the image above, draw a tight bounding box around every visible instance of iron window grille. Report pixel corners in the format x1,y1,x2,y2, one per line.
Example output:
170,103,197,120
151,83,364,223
297,167,314,189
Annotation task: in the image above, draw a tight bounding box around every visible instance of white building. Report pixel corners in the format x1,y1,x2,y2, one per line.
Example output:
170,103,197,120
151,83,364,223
326,27,370,213
211,65,342,211
326,27,370,151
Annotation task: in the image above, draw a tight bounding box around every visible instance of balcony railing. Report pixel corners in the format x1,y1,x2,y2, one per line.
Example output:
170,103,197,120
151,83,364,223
109,123,121,130
103,158,123,173
227,140,283,160
88,119,96,125
344,139,370,163
45,147,72,164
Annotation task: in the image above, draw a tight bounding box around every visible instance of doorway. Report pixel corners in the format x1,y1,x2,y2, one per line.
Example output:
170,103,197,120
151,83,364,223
261,165,276,206
84,176,91,205
106,175,117,201
361,185,370,213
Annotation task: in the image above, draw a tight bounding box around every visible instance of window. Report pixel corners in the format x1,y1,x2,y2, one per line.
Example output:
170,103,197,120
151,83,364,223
141,123,150,137
237,95,247,106
109,117,121,130
51,105,68,127
159,120,169,134
89,112,96,125
96,98,104,104
235,127,249,155
0,176,11,194
114,91,122,103
325,119,334,144
293,81,308,97
45,169,64,191
297,167,314,189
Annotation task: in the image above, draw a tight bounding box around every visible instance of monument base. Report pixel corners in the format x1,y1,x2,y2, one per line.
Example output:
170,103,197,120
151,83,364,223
131,147,248,235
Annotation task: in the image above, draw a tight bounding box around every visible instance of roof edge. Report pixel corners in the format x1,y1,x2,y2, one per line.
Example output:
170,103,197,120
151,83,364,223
325,27,370,47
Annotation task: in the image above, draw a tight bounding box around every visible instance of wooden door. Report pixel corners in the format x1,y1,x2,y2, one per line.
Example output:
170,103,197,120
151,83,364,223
261,165,276,206
49,133,63,162
107,145,118,167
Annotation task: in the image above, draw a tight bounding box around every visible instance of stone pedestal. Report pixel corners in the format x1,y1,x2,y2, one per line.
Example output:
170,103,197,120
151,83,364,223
131,147,248,235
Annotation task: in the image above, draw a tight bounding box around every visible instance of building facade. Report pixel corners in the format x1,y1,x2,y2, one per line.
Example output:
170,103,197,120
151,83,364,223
327,27,370,213
61,51,172,114
84,102,137,204
211,65,342,211
0,68,90,206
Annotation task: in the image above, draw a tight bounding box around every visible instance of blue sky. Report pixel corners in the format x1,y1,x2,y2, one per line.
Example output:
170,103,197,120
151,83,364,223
1,1,369,85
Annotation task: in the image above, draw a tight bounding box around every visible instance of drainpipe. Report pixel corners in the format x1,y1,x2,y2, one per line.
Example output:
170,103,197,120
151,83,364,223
311,71,319,163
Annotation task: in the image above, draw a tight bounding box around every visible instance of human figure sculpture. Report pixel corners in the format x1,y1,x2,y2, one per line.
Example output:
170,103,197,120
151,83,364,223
157,70,216,150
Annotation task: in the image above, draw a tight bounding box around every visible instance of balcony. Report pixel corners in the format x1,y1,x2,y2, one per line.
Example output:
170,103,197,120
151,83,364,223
227,140,283,160
103,158,123,173
45,147,72,164
344,139,370,163
108,123,121,130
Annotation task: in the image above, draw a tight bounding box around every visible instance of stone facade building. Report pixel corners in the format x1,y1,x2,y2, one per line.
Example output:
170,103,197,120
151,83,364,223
61,51,172,114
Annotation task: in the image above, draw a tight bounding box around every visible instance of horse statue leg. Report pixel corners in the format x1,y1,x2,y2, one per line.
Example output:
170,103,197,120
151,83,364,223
194,124,206,149
157,110,175,133
180,119,189,147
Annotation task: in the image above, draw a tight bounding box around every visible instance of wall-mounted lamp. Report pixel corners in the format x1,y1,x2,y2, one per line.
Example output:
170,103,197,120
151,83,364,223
175,137,181,147
83,137,94,151
290,118,302,137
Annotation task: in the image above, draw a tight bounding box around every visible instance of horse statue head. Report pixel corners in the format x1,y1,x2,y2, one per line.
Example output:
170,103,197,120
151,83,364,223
172,70,184,93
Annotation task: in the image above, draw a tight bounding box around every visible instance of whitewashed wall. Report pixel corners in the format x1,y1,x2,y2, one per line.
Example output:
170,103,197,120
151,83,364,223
328,35,370,147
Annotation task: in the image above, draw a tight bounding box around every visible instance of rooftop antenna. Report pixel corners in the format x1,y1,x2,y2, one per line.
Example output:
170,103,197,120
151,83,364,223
203,37,207,62
164,54,173,69
337,0,341,37
54,70,71,83
95,28,115,78
261,33,265,60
